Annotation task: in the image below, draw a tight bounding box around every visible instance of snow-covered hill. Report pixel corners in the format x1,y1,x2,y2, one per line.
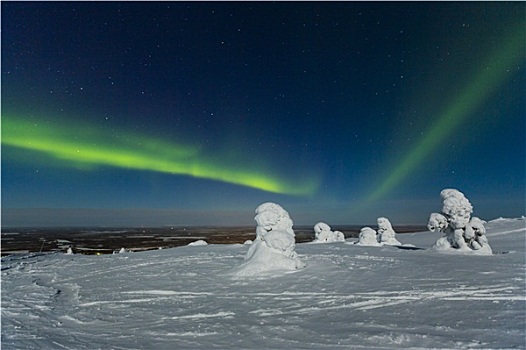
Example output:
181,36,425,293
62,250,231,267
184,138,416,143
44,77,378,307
2,218,525,349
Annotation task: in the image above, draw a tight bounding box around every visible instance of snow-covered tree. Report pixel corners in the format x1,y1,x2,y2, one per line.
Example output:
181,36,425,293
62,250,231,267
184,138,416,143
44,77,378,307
232,202,305,277
313,222,345,243
428,189,492,254
377,217,401,246
357,227,381,246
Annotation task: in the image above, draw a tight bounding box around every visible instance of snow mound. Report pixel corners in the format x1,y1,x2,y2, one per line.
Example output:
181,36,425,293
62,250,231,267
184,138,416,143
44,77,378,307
312,222,345,243
230,202,305,277
188,240,208,246
428,189,492,255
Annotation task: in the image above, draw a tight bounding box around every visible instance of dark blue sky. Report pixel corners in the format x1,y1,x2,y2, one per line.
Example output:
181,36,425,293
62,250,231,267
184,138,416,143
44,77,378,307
2,2,525,227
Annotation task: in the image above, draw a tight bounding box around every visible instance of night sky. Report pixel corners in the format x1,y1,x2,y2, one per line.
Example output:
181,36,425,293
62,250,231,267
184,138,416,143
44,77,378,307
2,2,525,227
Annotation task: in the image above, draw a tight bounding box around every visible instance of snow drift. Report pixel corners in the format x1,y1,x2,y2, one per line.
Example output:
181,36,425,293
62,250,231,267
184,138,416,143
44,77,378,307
188,240,208,246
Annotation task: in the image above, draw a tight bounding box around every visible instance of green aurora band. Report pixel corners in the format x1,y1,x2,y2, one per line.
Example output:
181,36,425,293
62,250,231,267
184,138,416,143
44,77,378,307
366,23,525,204
2,116,319,195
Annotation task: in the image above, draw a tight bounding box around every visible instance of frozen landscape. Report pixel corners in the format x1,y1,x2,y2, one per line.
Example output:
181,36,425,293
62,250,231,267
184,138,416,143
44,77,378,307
3,3,524,349
1,214,525,349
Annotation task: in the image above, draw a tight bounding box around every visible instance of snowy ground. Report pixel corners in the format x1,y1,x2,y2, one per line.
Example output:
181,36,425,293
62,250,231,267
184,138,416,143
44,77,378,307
2,218,525,349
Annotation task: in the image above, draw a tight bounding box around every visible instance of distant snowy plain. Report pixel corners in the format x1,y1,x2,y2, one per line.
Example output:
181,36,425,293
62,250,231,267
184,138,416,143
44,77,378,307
2,218,525,349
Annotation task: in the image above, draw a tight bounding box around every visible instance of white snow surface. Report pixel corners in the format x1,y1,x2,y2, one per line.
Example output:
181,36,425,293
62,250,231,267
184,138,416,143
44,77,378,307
2,218,525,349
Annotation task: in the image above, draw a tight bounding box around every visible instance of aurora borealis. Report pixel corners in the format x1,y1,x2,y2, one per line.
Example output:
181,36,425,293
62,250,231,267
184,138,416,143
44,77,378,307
366,21,526,205
2,2,525,226
3,114,318,195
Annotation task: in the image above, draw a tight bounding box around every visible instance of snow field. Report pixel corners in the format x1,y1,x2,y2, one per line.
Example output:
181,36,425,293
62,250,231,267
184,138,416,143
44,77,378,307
1,218,525,349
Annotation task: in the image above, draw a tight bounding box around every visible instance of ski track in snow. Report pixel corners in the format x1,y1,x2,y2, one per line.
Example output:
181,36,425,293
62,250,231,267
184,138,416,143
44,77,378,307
2,220,525,349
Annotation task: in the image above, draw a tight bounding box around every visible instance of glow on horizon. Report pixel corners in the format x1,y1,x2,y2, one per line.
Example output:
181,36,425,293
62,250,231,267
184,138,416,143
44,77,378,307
366,22,525,205
2,115,319,196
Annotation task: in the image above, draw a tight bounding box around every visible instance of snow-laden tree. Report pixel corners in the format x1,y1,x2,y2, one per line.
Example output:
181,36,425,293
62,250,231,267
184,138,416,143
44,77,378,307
428,189,492,254
232,202,305,277
377,217,401,246
312,222,345,243
357,227,381,246
356,218,400,246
